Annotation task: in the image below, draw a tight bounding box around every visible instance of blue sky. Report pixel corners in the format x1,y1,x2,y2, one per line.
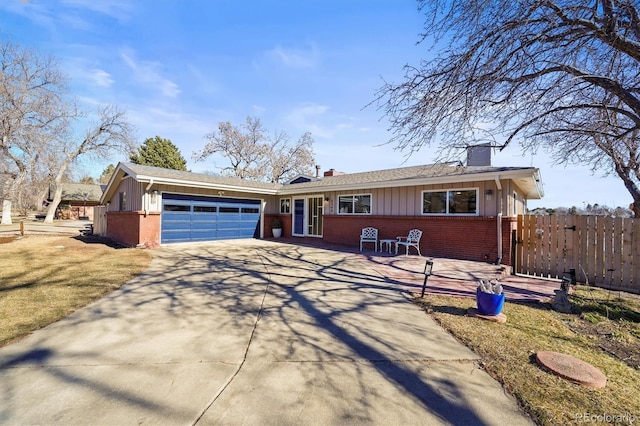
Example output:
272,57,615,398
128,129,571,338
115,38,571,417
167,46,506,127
0,0,633,210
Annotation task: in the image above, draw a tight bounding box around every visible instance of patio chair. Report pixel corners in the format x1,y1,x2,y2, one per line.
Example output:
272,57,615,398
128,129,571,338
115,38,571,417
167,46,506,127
359,227,378,252
395,229,423,256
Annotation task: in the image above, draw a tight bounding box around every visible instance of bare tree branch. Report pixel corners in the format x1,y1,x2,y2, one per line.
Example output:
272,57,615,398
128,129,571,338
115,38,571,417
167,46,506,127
0,38,135,223
376,0,640,212
194,116,315,183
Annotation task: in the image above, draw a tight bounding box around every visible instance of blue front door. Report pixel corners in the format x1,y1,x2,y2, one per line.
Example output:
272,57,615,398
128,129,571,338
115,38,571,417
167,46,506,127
293,199,305,236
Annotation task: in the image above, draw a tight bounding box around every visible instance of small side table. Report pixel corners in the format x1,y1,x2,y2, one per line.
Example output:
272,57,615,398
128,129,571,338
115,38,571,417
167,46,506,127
379,239,395,253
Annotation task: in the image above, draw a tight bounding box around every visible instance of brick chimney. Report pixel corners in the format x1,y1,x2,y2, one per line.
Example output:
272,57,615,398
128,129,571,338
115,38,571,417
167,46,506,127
323,168,345,177
466,144,492,167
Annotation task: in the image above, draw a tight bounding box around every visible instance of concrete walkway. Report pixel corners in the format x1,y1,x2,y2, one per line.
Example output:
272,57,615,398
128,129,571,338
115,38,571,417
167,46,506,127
0,240,533,425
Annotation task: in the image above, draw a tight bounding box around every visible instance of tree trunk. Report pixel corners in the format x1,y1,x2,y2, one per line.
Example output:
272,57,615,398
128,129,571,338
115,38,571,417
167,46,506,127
1,199,12,225
1,174,24,225
44,186,63,223
44,156,73,223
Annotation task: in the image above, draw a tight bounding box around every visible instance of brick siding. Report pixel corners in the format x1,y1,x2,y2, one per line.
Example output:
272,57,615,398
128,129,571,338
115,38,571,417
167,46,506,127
322,215,516,265
106,211,160,248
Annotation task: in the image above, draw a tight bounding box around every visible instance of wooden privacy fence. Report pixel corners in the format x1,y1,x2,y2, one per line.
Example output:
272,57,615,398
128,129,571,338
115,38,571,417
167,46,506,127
93,206,107,236
515,215,640,293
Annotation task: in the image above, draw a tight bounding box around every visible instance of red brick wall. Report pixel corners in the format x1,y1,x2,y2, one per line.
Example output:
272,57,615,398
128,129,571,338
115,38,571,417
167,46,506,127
266,214,292,238
110,209,517,265
107,212,140,247
323,215,517,265
106,211,160,248
139,213,161,248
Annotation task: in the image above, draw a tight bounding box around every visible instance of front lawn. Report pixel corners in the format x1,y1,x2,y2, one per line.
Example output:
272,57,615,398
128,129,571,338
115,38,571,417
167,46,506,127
415,286,640,425
0,235,152,347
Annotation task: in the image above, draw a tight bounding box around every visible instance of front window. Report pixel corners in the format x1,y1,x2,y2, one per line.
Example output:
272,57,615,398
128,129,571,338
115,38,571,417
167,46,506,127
280,198,291,214
423,189,477,215
118,192,126,211
338,194,371,214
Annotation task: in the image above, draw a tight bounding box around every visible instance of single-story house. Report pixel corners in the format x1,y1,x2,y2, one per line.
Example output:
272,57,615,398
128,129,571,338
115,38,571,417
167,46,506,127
48,183,105,220
99,148,543,265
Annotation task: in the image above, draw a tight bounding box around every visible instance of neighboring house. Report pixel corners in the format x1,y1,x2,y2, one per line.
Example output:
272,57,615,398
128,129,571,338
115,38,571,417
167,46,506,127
48,183,105,220
99,148,543,265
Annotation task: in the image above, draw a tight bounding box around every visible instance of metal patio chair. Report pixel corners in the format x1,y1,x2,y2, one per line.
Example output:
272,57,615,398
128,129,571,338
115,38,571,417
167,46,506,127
395,229,423,256
359,227,378,252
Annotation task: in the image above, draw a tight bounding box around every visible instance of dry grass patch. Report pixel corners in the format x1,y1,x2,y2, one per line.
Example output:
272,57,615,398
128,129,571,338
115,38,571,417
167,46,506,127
0,235,151,347
415,289,640,425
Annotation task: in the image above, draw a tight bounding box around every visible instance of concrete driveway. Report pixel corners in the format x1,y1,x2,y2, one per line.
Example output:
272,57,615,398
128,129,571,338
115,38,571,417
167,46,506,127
0,240,532,425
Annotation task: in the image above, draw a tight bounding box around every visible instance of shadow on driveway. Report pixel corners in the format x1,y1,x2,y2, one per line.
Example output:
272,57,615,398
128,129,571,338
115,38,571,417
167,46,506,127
0,240,531,425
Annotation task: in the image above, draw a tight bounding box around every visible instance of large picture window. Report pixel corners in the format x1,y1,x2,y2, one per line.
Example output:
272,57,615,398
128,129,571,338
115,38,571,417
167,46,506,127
422,189,477,215
338,194,371,214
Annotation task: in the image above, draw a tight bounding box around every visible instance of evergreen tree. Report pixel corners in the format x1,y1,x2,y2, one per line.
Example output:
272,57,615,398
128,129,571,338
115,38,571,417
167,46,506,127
98,164,116,184
130,136,188,171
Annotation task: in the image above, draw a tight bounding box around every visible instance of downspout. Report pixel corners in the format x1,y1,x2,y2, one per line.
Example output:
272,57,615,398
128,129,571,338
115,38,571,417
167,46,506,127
144,179,154,217
495,176,503,265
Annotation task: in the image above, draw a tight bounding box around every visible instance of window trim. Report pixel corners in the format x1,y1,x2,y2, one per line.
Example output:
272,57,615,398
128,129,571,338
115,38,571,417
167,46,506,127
421,188,479,216
280,198,291,214
337,193,373,215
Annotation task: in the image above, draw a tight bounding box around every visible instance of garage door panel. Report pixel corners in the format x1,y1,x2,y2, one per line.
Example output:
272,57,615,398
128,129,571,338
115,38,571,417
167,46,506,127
162,231,192,243
161,194,261,244
190,221,216,230
191,231,218,240
163,219,191,230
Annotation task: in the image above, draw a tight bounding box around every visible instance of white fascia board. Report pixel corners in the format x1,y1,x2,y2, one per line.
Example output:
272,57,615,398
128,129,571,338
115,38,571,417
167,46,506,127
99,162,129,204
133,174,280,196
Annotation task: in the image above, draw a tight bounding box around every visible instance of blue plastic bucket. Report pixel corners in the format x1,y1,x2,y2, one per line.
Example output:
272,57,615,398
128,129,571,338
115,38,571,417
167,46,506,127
476,288,505,316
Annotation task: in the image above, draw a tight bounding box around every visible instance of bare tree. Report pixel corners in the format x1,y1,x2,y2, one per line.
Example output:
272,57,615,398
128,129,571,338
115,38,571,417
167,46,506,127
0,38,134,223
0,39,68,224
376,0,640,214
43,105,134,222
194,116,315,183
267,130,315,183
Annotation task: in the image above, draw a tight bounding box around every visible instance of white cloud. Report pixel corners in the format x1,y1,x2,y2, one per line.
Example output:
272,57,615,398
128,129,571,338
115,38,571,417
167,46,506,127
252,105,267,114
261,44,319,69
0,0,134,33
284,103,333,138
90,69,114,87
120,49,181,98
61,0,134,22
187,65,219,95
63,56,115,89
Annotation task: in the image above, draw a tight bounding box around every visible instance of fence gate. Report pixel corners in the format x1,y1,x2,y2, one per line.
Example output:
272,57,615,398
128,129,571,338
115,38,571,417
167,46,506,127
515,215,640,293
93,206,107,236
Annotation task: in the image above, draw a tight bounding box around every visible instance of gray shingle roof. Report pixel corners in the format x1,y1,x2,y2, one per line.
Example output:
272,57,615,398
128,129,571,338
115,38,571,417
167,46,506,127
108,161,542,199
122,163,282,191
279,163,539,191
53,183,104,202
285,163,463,189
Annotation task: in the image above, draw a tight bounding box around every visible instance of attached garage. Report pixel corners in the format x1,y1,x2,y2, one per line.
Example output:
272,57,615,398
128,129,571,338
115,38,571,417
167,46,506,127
161,193,261,243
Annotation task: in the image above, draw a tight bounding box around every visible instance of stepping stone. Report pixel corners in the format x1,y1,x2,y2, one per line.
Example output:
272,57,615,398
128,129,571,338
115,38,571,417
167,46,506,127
467,307,507,323
536,351,607,388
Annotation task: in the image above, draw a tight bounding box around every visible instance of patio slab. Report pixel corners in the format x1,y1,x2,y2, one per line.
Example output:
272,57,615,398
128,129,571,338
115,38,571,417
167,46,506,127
278,238,561,303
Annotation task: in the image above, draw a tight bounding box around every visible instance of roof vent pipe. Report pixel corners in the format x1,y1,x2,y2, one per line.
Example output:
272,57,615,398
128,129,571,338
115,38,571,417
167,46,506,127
315,165,321,178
